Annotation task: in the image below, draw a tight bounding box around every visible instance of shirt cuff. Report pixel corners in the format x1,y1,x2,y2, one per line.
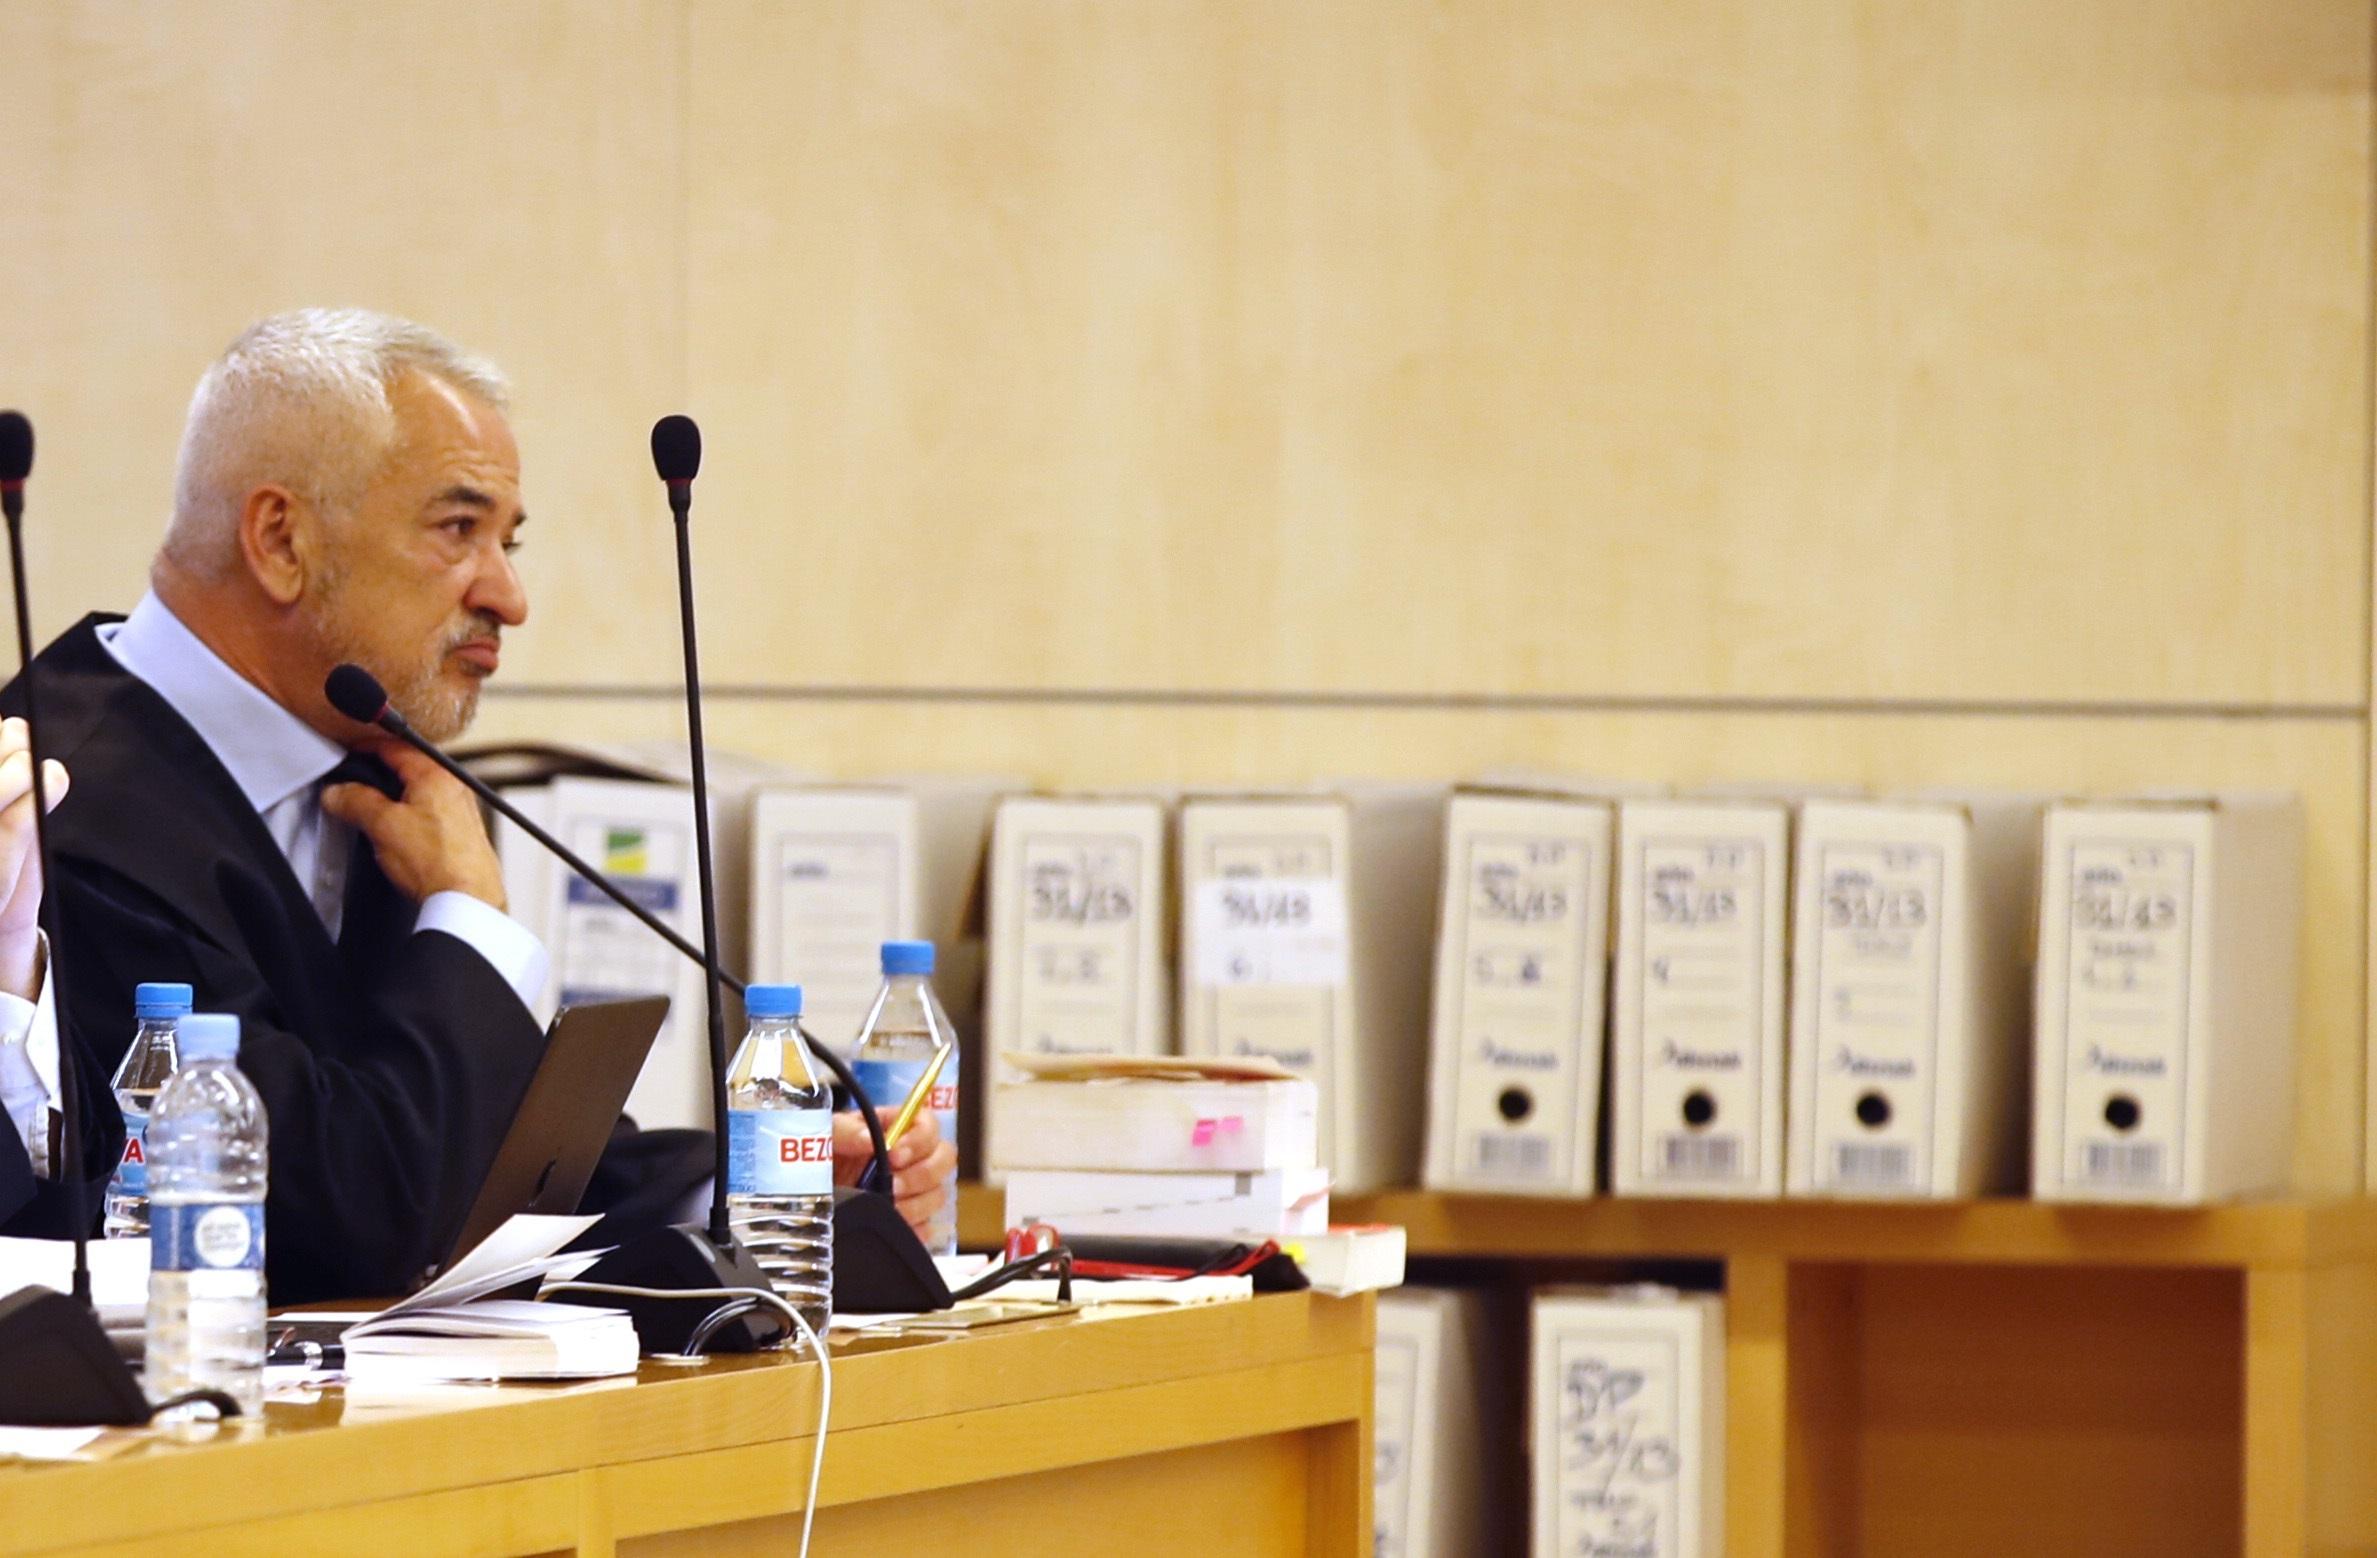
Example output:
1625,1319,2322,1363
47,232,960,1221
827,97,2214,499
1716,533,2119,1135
0,938,55,1179
416,892,550,1012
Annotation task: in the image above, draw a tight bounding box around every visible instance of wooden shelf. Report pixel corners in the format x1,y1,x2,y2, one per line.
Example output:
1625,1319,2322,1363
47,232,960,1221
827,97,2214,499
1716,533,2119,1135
962,1183,2377,1271
1331,1190,2377,1271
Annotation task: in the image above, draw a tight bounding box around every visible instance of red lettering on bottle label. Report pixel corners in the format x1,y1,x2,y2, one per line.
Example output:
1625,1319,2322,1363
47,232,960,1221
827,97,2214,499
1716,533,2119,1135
778,1134,835,1164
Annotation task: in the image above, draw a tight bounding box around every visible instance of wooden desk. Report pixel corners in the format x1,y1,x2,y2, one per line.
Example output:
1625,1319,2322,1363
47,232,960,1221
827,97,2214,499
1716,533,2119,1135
0,1292,1374,1557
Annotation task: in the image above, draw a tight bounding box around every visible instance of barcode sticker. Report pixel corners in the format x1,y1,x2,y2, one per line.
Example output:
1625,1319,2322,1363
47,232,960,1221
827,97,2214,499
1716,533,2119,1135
2081,1141,2168,1186
1832,1141,1916,1189
1657,1133,1741,1179
1472,1133,1553,1177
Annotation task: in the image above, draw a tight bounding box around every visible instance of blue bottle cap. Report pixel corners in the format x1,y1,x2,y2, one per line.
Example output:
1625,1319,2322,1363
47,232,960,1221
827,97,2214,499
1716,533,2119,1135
134,982,195,1020
177,1012,240,1062
745,984,803,1019
881,940,935,976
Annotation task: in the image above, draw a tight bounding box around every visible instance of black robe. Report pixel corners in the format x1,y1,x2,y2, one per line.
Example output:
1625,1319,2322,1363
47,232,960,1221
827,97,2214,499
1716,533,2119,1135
0,615,706,1303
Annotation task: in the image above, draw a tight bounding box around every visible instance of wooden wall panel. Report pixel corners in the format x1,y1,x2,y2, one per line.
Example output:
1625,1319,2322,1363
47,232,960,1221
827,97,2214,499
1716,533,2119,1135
672,0,2368,703
0,1,2366,1187
470,691,2366,1192
0,1,686,663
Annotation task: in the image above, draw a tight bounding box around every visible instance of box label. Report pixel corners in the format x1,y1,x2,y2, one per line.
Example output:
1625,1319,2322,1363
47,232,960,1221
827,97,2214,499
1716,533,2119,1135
1550,1326,1689,1557
1633,834,1768,1186
1808,840,1944,1194
1449,831,1597,1185
1191,877,1349,988
2058,838,2192,1192
1013,833,1151,1054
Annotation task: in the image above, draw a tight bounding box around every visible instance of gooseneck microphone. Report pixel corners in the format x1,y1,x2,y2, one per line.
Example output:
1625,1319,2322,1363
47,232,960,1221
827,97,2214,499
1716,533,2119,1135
646,415,737,1254
0,413,174,1425
321,663,890,1185
651,413,699,516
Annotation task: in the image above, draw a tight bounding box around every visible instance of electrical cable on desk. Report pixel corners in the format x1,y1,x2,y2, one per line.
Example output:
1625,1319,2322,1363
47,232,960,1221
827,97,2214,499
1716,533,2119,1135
538,1282,829,1558
948,1246,1074,1304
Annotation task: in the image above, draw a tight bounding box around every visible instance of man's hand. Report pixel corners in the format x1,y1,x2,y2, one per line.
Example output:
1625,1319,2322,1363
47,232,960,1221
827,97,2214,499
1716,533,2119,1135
0,719,66,1000
321,741,506,908
834,1105,957,1237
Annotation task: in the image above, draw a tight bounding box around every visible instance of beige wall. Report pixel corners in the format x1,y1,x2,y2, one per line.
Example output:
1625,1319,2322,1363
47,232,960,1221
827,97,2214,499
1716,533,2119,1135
4,1,2369,1187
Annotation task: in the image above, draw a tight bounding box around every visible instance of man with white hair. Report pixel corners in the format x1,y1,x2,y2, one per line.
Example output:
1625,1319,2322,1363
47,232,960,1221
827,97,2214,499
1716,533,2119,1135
0,309,952,1301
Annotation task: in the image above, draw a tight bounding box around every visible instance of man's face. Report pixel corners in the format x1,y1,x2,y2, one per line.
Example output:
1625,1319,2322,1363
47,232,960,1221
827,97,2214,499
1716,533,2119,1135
303,371,528,742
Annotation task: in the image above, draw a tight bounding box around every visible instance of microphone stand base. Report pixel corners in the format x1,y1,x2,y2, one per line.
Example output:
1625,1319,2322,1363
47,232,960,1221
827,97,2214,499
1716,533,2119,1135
0,1286,151,1425
831,1187,953,1315
551,1224,789,1356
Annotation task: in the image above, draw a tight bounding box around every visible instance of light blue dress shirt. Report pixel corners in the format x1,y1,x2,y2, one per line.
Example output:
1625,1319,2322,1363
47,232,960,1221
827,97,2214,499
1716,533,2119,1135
0,591,550,1175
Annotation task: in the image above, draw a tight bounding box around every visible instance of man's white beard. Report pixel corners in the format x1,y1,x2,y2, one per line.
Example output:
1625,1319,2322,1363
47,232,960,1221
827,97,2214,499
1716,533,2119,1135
305,573,487,743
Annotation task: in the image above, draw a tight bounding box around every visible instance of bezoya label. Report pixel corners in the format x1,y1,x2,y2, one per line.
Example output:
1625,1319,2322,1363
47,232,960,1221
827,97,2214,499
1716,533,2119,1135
727,1108,835,1197
152,1201,263,1274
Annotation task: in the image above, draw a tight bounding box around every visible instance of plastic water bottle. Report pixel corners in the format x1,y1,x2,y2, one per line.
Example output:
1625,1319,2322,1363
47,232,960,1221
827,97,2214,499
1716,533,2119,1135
104,982,192,1239
725,983,834,1344
852,940,960,1255
144,1012,267,1416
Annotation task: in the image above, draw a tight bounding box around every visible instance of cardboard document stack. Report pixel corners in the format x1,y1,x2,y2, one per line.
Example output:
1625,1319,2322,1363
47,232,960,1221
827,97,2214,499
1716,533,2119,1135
1377,1287,1516,1558
1530,1287,1725,1558
1610,798,1791,1197
1422,785,1620,1197
980,795,1172,1181
1785,795,2042,1199
1177,787,1444,1194
994,1054,1328,1238
2031,793,2302,1205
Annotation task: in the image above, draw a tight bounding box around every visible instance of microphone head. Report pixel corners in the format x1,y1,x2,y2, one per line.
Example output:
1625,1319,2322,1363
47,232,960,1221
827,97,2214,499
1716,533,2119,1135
650,415,701,485
0,413,31,484
324,663,391,725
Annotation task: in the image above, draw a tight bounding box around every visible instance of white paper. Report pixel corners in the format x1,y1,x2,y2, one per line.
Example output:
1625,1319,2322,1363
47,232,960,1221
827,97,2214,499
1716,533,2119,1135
1191,878,1349,988
0,1426,103,1460
399,1213,602,1314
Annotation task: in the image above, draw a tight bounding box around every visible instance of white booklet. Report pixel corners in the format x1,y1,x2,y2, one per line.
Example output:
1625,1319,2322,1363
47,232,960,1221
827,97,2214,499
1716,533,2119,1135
314,1214,640,1382
343,1299,639,1383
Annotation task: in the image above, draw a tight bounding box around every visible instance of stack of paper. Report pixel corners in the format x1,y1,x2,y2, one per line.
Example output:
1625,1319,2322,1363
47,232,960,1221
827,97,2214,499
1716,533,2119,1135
993,1055,1339,1243
342,1300,639,1384
988,1052,1319,1175
1002,1165,1330,1241
1284,1225,1407,1296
